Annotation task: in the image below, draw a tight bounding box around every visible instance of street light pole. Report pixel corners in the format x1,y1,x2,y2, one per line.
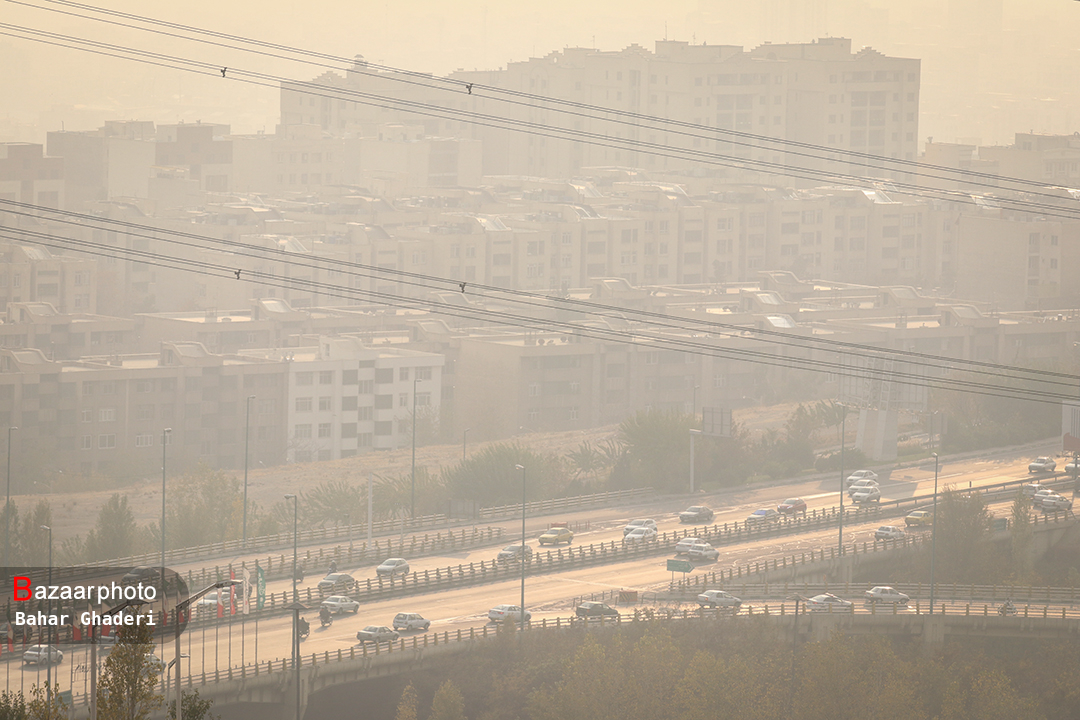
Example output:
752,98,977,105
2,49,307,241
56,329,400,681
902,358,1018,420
515,464,527,633
4,426,16,567
161,427,171,606
692,385,699,421
689,429,702,493
411,377,419,518
930,452,939,615
243,395,255,548
462,428,470,461
41,524,52,711
285,494,299,601
838,408,846,555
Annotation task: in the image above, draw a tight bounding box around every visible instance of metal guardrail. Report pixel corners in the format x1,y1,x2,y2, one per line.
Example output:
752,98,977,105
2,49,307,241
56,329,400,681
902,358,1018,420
81,487,656,570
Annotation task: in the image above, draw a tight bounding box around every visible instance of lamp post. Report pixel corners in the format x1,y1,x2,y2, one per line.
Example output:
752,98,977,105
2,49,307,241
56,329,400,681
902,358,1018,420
285,601,307,720
285,494,299,601
41,524,52,707
689,429,702,493
691,385,700,423
462,428,470,461
930,452,939,615
410,377,419,518
4,426,16,567
161,428,171,586
243,395,255,548
514,464,527,632
838,407,846,555
164,655,188,719
787,594,803,716
173,581,235,720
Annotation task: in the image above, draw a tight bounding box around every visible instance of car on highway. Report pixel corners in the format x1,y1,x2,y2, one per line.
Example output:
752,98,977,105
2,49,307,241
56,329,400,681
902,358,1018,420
538,526,574,545
745,508,781,525
678,506,715,524
697,589,742,610
392,613,431,632
375,558,410,578
320,595,360,614
874,525,906,541
1034,492,1073,511
22,645,62,665
317,573,358,592
864,586,910,604
121,566,161,587
575,601,621,618
1029,457,1057,473
488,604,531,623
777,497,807,515
674,538,719,561
847,478,880,497
623,518,658,536
845,470,878,487
496,543,533,563
805,593,854,612
623,526,659,543
851,486,882,505
905,510,934,527
356,626,399,644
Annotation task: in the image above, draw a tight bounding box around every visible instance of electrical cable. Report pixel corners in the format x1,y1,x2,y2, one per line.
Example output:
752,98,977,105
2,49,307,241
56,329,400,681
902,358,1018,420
3,195,1078,391
4,22,1080,224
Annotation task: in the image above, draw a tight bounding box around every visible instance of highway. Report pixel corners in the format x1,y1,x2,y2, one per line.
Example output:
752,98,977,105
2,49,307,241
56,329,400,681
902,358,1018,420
3,448,1074,702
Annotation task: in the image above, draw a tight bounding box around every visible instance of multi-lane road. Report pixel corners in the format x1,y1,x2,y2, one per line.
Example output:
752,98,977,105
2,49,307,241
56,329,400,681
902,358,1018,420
5,448,1075,701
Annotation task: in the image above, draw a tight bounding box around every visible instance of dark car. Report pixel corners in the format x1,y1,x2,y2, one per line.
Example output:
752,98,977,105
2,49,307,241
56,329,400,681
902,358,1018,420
678,506,715,524
777,498,807,515
575,601,621,619
317,573,357,592
121,566,160,586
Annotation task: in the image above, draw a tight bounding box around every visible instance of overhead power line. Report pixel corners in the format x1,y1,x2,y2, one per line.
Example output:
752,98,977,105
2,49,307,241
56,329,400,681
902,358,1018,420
3,196,1078,393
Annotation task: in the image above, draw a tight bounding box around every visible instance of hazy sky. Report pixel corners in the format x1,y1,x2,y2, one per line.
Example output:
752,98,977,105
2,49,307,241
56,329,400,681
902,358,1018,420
2,0,1079,147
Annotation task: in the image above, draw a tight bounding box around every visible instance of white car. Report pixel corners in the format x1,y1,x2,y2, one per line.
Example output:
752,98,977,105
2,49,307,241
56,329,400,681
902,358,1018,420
392,612,431,632
847,478,880,497
845,470,878,487
864,586,910,604
623,526,658,543
1035,493,1073,511
1028,457,1057,473
23,645,62,665
745,508,781,525
874,526,906,541
375,558,410,578
320,595,360,614
697,589,742,609
851,486,881,505
623,519,658,536
356,626,399,643
675,539,719,561
488,604,531,623
805,593,854,612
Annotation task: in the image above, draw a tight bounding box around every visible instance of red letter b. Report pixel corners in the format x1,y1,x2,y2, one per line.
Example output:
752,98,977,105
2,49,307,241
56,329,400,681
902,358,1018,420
13,576,30,601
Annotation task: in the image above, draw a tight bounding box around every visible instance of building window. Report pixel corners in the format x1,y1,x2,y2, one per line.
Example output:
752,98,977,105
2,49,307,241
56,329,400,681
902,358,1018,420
99,408,116,422
135,381,152,393
416,367,432,381
400,367,410,381
98,434,116,449
294,424,312,439
319,370,334,385
318,423,332,438
399,393,409,407
136,405,154,421
81,409,93,423
296,397,313,412
529,383,540,397
81,435,92,450
569,406,579,420
319,396,332,411
296,372,314,386
416,392,431,407
135,434,153,448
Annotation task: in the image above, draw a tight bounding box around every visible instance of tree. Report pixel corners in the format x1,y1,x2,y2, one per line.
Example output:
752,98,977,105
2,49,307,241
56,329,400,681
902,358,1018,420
97,623,162,720
441,443,565,506
933,488,993,582
19,501,52,566
429,681,466,720
1009,491,1034,582
166,691,218,720
25,685,66,720
394,684,418,720
85,494,140,562
613,409,696,491
0,689,27,720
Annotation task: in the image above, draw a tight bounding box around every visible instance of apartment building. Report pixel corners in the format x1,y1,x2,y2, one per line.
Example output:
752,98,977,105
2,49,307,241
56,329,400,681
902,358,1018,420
242,335,444,460
0,143,63,209
283,39,919,181
46,121,157,207
0,243,97,315
0,302,134,360
0,341,288,481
